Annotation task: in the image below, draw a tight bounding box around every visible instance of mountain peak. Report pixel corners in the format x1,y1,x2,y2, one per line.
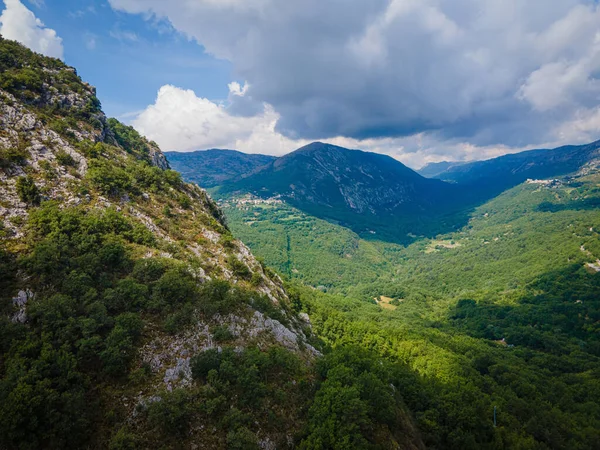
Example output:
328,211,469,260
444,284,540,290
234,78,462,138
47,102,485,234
217,142,455,237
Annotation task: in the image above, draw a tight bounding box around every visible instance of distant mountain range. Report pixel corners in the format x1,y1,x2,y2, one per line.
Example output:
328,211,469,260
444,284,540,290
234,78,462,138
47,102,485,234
417,161,462,178
419,141,600,196
166,149,276,188
166,139,600,239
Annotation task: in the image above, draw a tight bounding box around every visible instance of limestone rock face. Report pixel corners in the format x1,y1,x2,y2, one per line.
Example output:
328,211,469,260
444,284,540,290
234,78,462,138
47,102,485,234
149,142,170,170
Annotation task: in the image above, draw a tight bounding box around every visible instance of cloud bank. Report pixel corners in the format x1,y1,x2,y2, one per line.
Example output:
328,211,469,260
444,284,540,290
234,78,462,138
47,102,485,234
0,0,63,59
133,84,525,168
111,0,600,163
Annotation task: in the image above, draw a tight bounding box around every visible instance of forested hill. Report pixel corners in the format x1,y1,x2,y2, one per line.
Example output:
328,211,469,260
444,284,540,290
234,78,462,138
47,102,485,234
166,149,276,188
220,142,452,214
0,36,426,449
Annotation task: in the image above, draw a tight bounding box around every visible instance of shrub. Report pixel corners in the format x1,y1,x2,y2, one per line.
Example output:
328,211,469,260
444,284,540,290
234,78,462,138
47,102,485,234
178,194,191,209
212,325,234,342
190,348,224,381
100,313,144,376
250,272,262,287
219,234,236,250
226,427,259,450
163,303,195,334
15,175,40,205
55,150,77,167
197,279,237,316
228,255,251,280
146,389,195,437
132,258,170,284
86,160,132,197
150,267,198,312
0,147,29,168
109,427,140,450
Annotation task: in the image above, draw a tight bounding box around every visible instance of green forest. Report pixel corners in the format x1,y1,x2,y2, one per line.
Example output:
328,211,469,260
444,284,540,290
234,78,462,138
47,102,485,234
218,171,600,449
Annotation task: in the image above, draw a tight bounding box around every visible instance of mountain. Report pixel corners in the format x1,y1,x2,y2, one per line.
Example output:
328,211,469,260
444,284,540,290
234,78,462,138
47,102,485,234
217,142,465,238
0,37,427,449
417,160,465,178
165,149,276,188
429,141,600,195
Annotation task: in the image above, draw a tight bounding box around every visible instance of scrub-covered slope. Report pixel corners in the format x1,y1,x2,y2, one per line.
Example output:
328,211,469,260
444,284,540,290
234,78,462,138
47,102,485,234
0,37,427,449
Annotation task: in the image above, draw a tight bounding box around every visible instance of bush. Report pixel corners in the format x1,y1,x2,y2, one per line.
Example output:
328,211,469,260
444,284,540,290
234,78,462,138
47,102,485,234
15,175,40,205
178,194,191,209
250,272,263,287
109,427,140,450
0,147,29,168
190,348,223,381
197,279,238,316
107,118,150,158
150,267,198,312
146,389,195,437
86,160,132,197
132,258,170,284
220,234,236,250
226,427,259,449
55,150,77,167
212,325,234,342
163,302,195,334
100,313,144,376
228,255,251,280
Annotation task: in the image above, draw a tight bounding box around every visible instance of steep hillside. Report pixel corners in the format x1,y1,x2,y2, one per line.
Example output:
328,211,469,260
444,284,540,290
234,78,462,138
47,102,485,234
429,141,600,196
166,149,276,188
0,37,425,449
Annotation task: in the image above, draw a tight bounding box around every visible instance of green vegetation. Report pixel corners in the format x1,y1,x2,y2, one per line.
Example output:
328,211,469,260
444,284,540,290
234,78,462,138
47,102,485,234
221,198,389,290
81,141,181,199
0,204,320,448
222,171,600,449
107,118,160,163
55,150,76,167
0,147,29,168
15,175,40,206
3,33,600,449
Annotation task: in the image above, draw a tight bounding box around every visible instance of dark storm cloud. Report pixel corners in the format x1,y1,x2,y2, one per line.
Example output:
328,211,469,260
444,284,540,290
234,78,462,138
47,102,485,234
111,0,600,150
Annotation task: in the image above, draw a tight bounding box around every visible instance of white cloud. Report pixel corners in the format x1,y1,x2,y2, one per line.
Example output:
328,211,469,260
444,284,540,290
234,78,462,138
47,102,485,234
132,84,297,154
112,0,600,164
109,28,139,42
0,0,63,58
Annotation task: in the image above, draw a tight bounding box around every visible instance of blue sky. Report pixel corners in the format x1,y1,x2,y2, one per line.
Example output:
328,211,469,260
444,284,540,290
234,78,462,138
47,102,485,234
24,0,232,118
1,0,600,167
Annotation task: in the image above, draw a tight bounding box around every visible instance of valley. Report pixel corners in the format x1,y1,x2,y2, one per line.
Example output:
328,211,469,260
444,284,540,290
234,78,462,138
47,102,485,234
174,142,600,449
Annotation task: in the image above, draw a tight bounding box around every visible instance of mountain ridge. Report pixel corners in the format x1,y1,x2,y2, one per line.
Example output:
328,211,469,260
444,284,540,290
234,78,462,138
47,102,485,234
427,140,600,190
166,148,275,188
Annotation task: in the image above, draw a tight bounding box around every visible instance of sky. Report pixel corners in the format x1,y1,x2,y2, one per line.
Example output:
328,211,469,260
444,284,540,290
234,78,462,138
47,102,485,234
1,0,600,168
